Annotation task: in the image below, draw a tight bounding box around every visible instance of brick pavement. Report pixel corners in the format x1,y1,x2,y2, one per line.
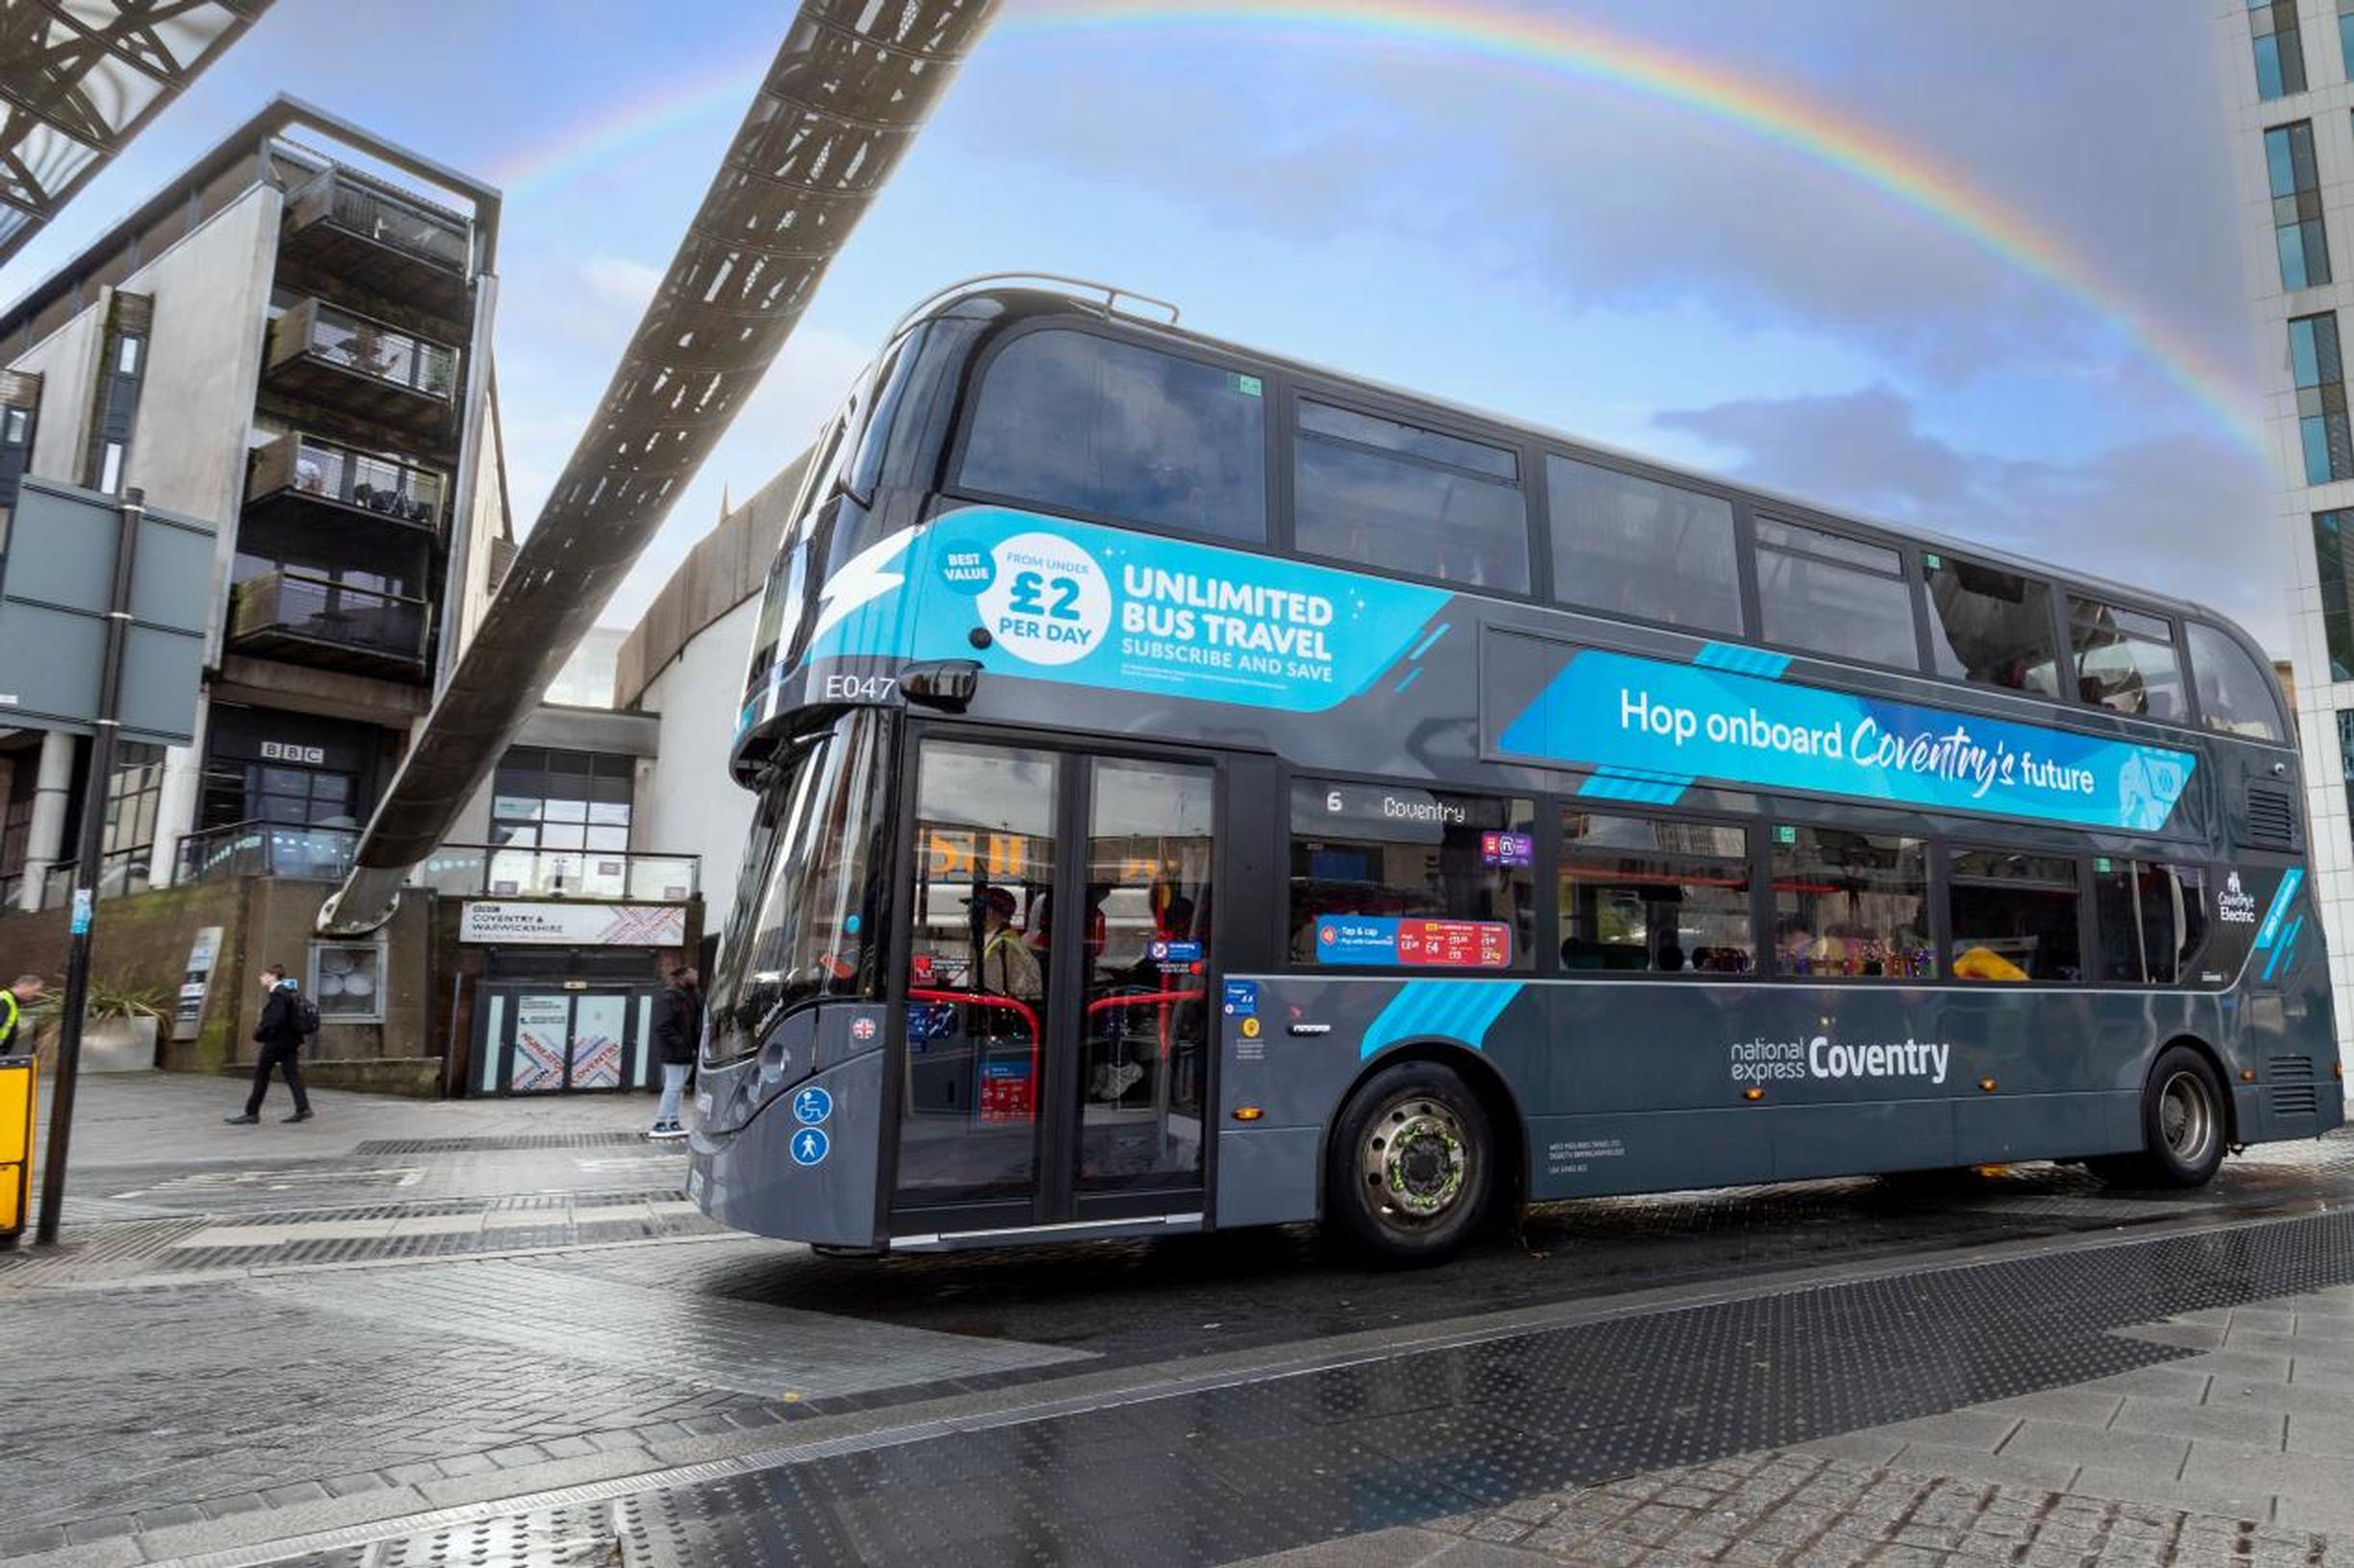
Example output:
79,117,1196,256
1240,1281,2354,1567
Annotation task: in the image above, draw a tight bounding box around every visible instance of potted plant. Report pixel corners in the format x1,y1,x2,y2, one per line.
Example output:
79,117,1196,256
28,977,169,1073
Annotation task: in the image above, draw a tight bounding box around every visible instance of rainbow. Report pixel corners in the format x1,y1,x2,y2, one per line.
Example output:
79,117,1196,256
492,0,2263,451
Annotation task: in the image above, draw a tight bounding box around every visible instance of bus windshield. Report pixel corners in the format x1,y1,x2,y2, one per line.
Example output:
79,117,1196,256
706,712,891,1065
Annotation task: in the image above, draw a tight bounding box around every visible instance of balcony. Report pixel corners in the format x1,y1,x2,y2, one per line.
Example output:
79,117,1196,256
245,432,446,539
262,298,458,438
228,568,430,680
281,167,472,322
176,821,358,886
415,845,699,903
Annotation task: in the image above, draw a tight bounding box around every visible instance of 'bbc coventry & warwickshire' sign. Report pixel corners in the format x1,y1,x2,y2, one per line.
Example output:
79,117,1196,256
1494,644,2196,834
457,901,687,947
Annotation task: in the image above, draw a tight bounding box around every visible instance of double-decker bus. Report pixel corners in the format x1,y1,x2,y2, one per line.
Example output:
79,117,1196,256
690,276,2342,1263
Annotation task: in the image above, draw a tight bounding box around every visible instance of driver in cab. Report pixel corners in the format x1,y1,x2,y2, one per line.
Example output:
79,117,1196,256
969,886,1042,1002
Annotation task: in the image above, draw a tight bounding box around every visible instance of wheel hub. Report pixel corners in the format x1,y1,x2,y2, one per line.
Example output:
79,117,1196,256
2159,1070,2214,1163
1362,1098,1467,1224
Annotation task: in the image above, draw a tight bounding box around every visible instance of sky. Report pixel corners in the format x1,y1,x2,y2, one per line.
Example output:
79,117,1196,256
0,0,2284,648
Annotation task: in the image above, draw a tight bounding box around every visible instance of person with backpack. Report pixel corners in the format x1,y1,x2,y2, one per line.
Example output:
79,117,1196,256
227,963,313,1124
649,967,701,1140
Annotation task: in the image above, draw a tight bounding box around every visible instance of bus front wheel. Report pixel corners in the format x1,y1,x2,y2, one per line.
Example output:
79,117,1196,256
2105,1045,2227,1189
1326,1061,1494,1264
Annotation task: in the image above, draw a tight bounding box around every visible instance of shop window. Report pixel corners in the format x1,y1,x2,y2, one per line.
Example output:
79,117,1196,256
1947,848,2082,982
309,941,384,1022
1557,809,1753,973
1769,824,1934,979
1288,780,1534,969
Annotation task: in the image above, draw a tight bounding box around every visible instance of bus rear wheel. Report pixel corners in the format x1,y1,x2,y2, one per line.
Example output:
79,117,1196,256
1327,1061,1494,1264
2106,1045,2227,1189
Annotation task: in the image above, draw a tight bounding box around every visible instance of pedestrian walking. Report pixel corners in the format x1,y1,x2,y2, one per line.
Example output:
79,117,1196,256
650,966,701,1140
226,963,314,1124
0,974,43,1054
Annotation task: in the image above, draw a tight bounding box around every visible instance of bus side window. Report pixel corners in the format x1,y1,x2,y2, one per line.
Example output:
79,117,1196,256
1946,848,2080,983
1753,519,1921,671
1922,555,2061,698
2184,622,2290,743
1546,455,1742,636
1293,400,1531,594
1288,780,1535,970
1769,824,1935,979
1557,809,1752,974
2093,861,2206,984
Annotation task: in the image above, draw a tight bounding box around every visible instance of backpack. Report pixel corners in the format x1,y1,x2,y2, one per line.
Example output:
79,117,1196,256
295,993,320,1041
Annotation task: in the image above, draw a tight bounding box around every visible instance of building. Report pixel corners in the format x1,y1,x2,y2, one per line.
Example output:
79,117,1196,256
613,453,811,929
2216,2,2354,1072
0,99,706,1099
0,97,507,913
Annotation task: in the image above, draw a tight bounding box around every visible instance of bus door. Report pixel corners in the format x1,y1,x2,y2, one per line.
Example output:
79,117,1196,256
890,735,1223,1235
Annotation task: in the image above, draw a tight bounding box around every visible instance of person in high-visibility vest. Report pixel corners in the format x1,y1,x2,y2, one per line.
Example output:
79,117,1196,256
0,974,45,1053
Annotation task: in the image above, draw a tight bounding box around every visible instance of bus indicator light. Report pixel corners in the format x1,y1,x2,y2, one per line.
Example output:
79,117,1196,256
1977,1077,1998,1092
1233,1105,1264,1121
1742,1086,1765,1102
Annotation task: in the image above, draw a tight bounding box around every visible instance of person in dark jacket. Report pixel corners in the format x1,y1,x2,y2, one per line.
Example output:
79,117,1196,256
650,967,700,1139
227,964,312,1124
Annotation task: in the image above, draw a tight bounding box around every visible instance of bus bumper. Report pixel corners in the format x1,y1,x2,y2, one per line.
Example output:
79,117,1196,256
690,1047,886,1250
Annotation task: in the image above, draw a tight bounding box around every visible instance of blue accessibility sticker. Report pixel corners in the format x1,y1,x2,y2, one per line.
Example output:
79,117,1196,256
793,1086,834,1125
790,1127,830,1166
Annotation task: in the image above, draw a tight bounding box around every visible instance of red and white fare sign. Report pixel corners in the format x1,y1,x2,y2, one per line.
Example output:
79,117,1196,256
1395,919,1511,968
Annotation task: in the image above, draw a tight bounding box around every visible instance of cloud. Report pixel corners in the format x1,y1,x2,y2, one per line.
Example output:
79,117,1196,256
1651,383,2285,649
575,256,664,313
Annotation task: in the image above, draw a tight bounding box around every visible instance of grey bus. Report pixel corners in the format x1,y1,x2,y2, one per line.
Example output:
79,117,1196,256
689,278,2342,1263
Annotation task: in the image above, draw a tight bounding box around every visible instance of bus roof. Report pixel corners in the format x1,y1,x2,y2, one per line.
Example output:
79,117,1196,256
923,282,2268,662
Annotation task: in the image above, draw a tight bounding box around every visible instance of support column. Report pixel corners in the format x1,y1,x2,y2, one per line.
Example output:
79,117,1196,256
17,730,74,913
147,699,209,890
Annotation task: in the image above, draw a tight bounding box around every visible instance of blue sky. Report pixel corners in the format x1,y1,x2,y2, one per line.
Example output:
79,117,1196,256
0,0,2282,643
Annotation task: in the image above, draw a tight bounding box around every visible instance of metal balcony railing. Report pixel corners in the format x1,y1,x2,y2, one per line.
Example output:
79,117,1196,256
229,568,429,668
285,167,468,274
269,298,457,401
176,821,359,885
414,844,699,902
247,432,446,532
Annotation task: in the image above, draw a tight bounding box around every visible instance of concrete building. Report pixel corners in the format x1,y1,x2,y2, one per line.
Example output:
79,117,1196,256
2216,1,2354,1070
0,98,507,915
612,453,811,929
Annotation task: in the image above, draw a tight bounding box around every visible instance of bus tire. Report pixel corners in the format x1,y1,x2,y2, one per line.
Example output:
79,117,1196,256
2115,1045,2227,1188
1326,1060,1494,1265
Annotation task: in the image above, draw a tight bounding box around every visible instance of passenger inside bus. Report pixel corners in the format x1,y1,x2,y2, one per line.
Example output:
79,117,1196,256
968,887,1042,1001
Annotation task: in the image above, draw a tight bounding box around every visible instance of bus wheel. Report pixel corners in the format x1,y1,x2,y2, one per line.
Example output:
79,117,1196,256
1328,1061,1494,1264
2116,1045,2227,1188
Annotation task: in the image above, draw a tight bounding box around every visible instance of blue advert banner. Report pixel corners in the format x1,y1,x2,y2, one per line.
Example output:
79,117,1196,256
1498,646,2197,833
803,506,1451,713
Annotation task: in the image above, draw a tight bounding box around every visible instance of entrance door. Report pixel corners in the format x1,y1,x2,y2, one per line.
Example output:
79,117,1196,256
488,987,647,1093
891,738,1219,1230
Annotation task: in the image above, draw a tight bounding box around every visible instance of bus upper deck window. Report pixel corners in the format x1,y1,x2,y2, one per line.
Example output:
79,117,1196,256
2069,599,2186,723
2185,622,2290,743
1293,400,1529,594
1546,455,1740,635
959,330,1267,544
1923,554,2061,697
1753,519,1920,671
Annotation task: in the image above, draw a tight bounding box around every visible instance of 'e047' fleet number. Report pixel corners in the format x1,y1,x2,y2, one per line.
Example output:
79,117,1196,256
823,674,898,703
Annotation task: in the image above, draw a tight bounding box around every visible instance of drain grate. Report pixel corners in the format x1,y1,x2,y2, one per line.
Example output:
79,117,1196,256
355,1133,652,1155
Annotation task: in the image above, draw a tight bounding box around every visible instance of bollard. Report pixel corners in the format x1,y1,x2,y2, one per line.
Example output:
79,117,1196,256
0,1053,35,1249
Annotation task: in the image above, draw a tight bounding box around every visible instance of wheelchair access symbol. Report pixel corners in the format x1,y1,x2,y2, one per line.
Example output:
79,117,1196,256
791,1127,829,1166
793,1086,834,1125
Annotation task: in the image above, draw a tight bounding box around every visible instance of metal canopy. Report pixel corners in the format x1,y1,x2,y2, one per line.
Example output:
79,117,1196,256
0,0,274,266
319,0,1002,936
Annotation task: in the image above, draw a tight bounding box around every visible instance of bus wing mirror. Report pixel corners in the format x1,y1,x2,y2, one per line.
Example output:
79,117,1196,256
902,659,983,712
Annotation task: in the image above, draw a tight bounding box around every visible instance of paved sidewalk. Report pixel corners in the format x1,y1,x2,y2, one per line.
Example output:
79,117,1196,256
1244,1281,2354,1566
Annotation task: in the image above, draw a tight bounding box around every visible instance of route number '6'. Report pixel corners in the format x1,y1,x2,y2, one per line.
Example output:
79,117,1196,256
1008,572,1084,621
1327,791,1345,814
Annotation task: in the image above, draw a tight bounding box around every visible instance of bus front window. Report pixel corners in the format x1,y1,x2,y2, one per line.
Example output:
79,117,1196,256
707,713,891,1066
